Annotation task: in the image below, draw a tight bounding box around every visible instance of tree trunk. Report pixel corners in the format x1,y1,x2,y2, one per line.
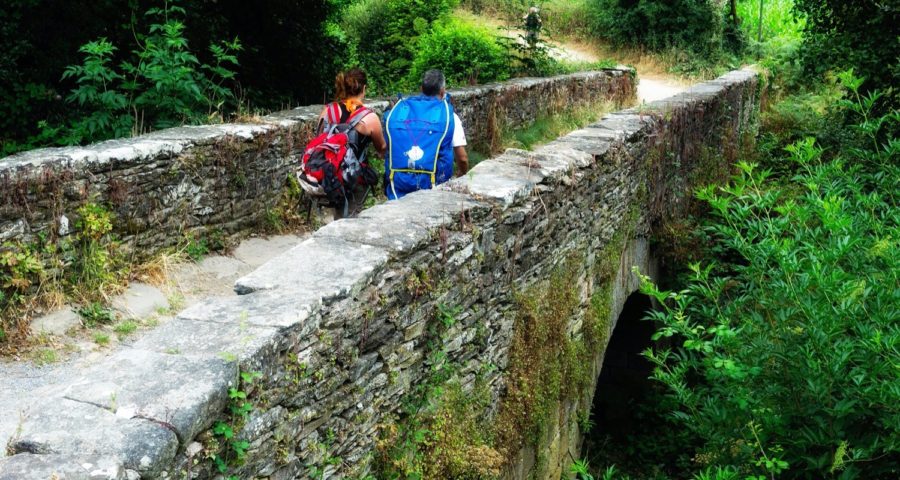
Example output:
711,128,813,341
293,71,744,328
730,0,740,27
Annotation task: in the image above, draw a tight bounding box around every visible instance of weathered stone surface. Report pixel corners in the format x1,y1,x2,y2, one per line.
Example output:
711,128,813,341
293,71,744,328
60,348,236,442
0,454,125,480
10,398,177,476
131,315,280,360
231,234,306,268
110,283,169,320
30,307,81,336
233,236,389,296
196,254,248,280
442,152,545,207
316,190,484,254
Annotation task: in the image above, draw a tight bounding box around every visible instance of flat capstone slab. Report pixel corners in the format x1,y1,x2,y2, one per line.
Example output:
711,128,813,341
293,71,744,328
316,189,484,254
501,147,595,179
442,151,546,207
234,236,389,296
11,398,177,476
60,348,237,443
131,315,282,368
0,454,125,480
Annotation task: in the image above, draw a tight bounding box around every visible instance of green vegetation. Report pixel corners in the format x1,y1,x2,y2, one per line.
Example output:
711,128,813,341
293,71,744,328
113,320,139,338
340,0,458,93
792,0,898,93
3,0,241,154
374,304,504,479
589,0,735,56
31,347,59,366
2,0,607,155
77,302,116,328
411,19,510,87
492,245,627,475
1,0,338,154
590,70,899,479
1,202,128,348
207,369,262,479
503,99,616,152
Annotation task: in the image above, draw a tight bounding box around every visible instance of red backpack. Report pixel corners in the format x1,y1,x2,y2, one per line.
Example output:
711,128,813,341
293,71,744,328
299,103,373,214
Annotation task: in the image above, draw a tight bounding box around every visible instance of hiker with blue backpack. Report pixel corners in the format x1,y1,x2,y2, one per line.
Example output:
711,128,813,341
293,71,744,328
383,69,469,200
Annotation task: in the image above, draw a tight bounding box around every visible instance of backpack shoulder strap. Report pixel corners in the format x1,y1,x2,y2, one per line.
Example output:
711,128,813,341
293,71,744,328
321,102,342,133
346,106,372,130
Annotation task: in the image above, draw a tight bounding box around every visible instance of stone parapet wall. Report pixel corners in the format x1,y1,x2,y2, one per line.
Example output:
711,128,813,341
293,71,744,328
0,70,635,255
0,69,759,479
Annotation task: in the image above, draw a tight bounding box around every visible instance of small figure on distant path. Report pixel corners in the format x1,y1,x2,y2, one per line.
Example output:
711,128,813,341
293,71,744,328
382,69,469,200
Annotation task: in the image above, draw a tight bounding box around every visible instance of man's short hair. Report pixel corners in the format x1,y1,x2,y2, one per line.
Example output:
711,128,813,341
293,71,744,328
421,69,446,97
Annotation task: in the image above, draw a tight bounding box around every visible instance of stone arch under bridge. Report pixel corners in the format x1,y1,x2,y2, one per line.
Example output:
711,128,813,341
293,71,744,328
0,68,760,479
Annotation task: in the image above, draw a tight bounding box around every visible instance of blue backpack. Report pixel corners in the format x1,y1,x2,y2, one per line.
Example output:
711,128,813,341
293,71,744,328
383,95,456,200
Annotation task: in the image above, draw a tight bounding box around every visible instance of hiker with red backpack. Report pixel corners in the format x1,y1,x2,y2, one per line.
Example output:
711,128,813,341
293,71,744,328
383,69,469,200
298,68,385,218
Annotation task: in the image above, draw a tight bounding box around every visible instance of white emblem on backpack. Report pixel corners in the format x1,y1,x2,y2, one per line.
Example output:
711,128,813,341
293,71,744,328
406,145,424,164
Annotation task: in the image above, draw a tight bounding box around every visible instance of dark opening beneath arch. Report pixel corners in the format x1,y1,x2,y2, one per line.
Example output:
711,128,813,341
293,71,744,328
582,291,661,470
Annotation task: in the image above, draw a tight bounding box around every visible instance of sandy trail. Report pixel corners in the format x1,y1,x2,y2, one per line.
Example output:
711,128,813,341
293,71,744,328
636,75,687,104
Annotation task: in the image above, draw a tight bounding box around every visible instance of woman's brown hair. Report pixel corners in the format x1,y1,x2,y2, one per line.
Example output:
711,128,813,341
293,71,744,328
335,68,367,101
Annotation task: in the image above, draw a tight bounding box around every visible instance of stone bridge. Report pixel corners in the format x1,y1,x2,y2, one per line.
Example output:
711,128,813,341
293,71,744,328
0,68,760,479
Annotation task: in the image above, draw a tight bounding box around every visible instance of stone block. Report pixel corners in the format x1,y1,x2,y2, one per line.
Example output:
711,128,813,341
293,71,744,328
442,154,544,207
131,315,280,363
30,307,81,336
177,289,320,333
233,236,389,296
10,398,177,476
231,234,306,268
316,190,482,254
60,348,236,443
0,453,125,480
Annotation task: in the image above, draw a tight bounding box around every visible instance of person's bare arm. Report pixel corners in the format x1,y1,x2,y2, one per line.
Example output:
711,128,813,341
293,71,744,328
359,113,387,158
454,146,469,176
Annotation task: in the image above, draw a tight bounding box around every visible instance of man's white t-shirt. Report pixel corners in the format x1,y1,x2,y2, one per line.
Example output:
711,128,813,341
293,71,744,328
452,113,467,147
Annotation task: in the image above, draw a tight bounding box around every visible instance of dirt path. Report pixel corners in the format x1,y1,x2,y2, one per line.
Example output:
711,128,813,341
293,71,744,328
503,28,688,104
636,75,688,104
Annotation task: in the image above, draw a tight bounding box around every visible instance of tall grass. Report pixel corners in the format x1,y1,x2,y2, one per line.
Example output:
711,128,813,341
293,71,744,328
542,0,592,38
736,0,807,93
736,0,805,50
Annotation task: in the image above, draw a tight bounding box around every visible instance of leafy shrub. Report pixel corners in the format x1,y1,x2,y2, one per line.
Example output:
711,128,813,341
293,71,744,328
59,39,133,144
78,301,117,327
542,0,593,38
72,203,122,300
341,0,458,93
8,0,243,149
124,2,242,129
793,0,899,94
0,242,45,332
735,0,806,89
588,0,733,56
1,0,338,153
639,79,900,478
410,20,510,87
